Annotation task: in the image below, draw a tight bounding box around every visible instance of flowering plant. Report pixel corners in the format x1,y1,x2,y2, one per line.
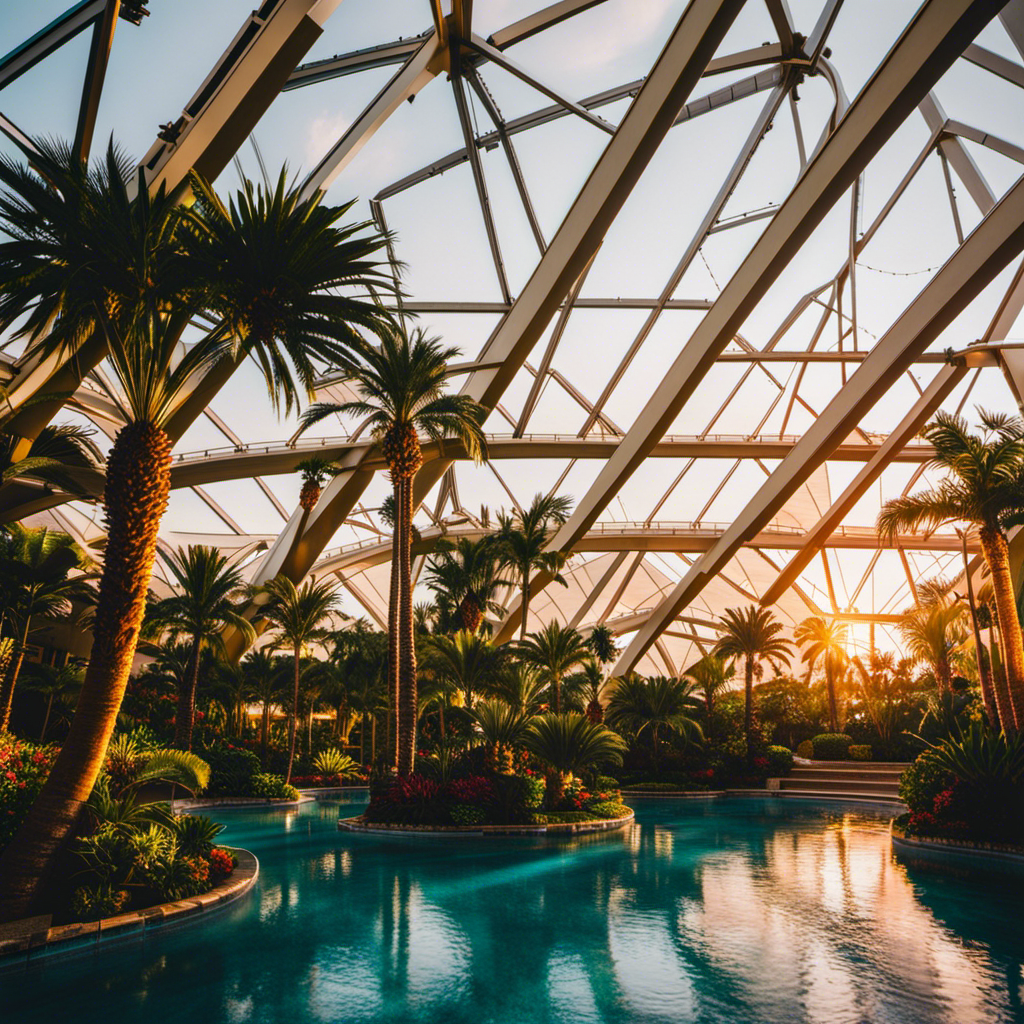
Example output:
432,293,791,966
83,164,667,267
0,739,56,851
208,847,237,884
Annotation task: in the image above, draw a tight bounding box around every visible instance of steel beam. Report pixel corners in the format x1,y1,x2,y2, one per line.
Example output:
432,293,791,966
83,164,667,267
0,0,105,91
533,0,1010,612
74,0,120,160
284,35,426,88
613,167,1024,674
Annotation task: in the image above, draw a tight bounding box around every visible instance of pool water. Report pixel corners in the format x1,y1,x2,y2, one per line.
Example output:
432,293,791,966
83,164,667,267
4,795,1024,1023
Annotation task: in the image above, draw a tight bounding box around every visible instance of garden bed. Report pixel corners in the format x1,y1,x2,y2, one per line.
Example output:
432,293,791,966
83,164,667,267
338,808,634,837
0,847,259,971
891,820,1024,872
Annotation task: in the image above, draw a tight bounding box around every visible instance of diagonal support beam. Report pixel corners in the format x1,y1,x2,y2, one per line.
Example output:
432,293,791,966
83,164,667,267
614,167,1024,674
495,0,1011,645
74,0,120,161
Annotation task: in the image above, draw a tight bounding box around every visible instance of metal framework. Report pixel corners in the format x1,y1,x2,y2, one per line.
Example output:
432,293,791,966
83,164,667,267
1,0,1023,671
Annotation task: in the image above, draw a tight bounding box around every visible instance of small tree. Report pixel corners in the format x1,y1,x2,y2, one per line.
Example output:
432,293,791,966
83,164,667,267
516,621,592,714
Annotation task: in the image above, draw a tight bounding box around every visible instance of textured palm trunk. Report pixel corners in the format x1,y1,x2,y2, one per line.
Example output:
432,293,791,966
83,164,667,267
396,473,418,775
961,532,998,727
387,509,400,768
0,420,171,922
585,696,603,723
460,595,482,634
979,526,1024,732
551,672,561,714
744,656,755,764
40,694,53,742
0,617,32,733
285,641,300,784
520,575,530,640
990,623,1014,731
825,663,839,733
934,654,952,695
173,635,202,750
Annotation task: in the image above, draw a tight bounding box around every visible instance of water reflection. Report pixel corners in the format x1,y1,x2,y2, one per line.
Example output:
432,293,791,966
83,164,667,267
5,797,1024,1023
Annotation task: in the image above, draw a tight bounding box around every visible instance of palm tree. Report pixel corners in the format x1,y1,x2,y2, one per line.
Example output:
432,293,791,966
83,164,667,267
0,424,102,509
241,648,284,766
524,713,626,805
24,659,84,741
793,615,847,734
424,630,504,710
682,652,736,739
296,457,339,514
488,662,547,715
0,141,394,920
0,524,92,731
146,545,254,750
252,575,342,783
714,605,793,756
423,535,509,633
605,674,703,770
471,699,533,772
496,493,573,638
516,620,592,714
586,624,618,666
299,326,488,775
878,409,1024,732
567,658,608,723
897,591,968,697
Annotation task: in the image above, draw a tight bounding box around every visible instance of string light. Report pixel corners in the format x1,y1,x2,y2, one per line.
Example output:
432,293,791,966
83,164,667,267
856,260,941,277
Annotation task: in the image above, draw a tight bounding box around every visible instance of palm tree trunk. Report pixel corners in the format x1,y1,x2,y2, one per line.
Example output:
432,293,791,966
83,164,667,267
261,701,270,766
0,616,32,733
826,663,839,733
979,526,1024,732
40,693,53,742
173,636,202,750
990,622,1013,730
0,419,171,922
387,504,400,769
520,575,530,640
286,642,300,784
744,655,755,764
935,654,952,696
551,672,560,714
962,532,998,728
396,474,418,775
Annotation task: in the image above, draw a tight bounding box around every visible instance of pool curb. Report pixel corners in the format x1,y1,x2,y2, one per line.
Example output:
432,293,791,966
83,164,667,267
338,809,635,837
0,847,259,973
892,827,1024,872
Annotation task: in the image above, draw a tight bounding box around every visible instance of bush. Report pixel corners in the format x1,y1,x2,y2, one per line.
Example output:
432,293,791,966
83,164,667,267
142,853,210,902
796,740,813,759
531,811,594,824
446,775,495,806
587,800,630,819
202,744,262,797
0,739,57,853
364,773,447,824
249,773,300,801
624,781,682,791
898,754,952,813
491,772,545,824
69,883,129,921
766,745,794,776
208,847,237,884
313,748,362,779
594,775,620,792
449,804,487,826
811,734,853,760
168,814,224,859
849,745,872,761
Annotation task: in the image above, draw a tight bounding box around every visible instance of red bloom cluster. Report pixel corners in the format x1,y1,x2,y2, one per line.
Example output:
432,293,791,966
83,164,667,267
384,773,441,804
208,847,236,884
1,740,57,848
446,775,494,805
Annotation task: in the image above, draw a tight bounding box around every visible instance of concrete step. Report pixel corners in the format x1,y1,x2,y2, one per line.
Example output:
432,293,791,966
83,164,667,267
793,762,907,774
789,769,903,783
776,788,905,804
780,777,899,794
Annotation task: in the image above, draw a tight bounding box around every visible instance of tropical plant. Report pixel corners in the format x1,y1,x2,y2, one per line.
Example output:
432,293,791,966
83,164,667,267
793,615,846,734
313,747,362,779
251,575,341,784
24,660,84,741
878,409,1024,732
0,524,91,731
605,674,703,769
0,139,395,920
146,545,254,750
299,326,487,775
849,651,917,754
496,493,573,638
566,658,608,723
515,620,592,714
682,652,735,739
487,663,547,715
423,535,509,633
0,423,102,501
424,630,504,710
524,713,626,804
714,605,793,756
897,590,969,696
586,624,618,666
296,457,340,513
470,700,534,771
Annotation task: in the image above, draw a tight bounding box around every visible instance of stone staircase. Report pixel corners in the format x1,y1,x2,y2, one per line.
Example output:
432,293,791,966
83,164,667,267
775,761,907,803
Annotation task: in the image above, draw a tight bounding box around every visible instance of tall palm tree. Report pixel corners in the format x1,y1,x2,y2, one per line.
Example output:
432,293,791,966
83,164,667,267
488,662,547,715
714,605,793,756
793,616,847,733
252,575,342,783
241,648,284,766
897,592,969,697
586,624,618,666
516,620,592,714
423,630,504,709
146,545,255,750
0,141,395,919
524,713,626,805
496,493,573,638
605,674,703,770
24,659,84,742
683,652,736,740
878,409,1024,732
0,524,92,731
423,535,509,633
566,658,608,723
299,326,487,775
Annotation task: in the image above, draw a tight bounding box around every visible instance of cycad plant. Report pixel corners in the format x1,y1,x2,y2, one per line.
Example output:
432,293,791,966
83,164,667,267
605,674,703,770
524,713,626,805
793,615,847,734
0,140,394,919
878,409,1024,732
424,629,504,710
471,699,534,771
146,545,254,750
714,605,793,755
496,493,573,638
299,326,488,774
251,575,342,783
515,620,592,714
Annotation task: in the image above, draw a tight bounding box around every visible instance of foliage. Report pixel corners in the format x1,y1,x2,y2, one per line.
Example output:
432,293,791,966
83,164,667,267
313,748,362,779
585,800,631,819
132,749,210,794
208,847,237,884
167,814,224,859
898,755,953,812
796,740,813,759
449,804,487,826
919,721,1024,786
605,675,703,758
490,771,545,824
202,743,263,797
0,739,56,852
515,622,592,714
765,745,794,776
249,773,300,801
849,745,873,761
810,734,853,760
142,853,211,903
524,714,627,775
69,883,130,920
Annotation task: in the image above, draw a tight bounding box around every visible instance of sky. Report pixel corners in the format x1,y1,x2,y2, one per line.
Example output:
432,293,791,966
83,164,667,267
1,0,1023,669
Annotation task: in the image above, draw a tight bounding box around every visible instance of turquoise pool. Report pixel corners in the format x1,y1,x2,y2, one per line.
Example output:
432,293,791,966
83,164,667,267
4,795,1024,1023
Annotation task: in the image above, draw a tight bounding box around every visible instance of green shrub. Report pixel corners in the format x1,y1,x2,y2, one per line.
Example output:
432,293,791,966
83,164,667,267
766,745,794,776
796,740,814,759
70,883,129,921
587,800,631,819
849,745,872,761
625,781,681,791
141,853,210,902
449,804,487,826
313,748,362,779
249,773,300,801
0,739,56,852
168,814,224,859
531,811,594,824
811,734,853,760
898,754,952,813
203,745,262,796
491,772,545,824
594,775,620,792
